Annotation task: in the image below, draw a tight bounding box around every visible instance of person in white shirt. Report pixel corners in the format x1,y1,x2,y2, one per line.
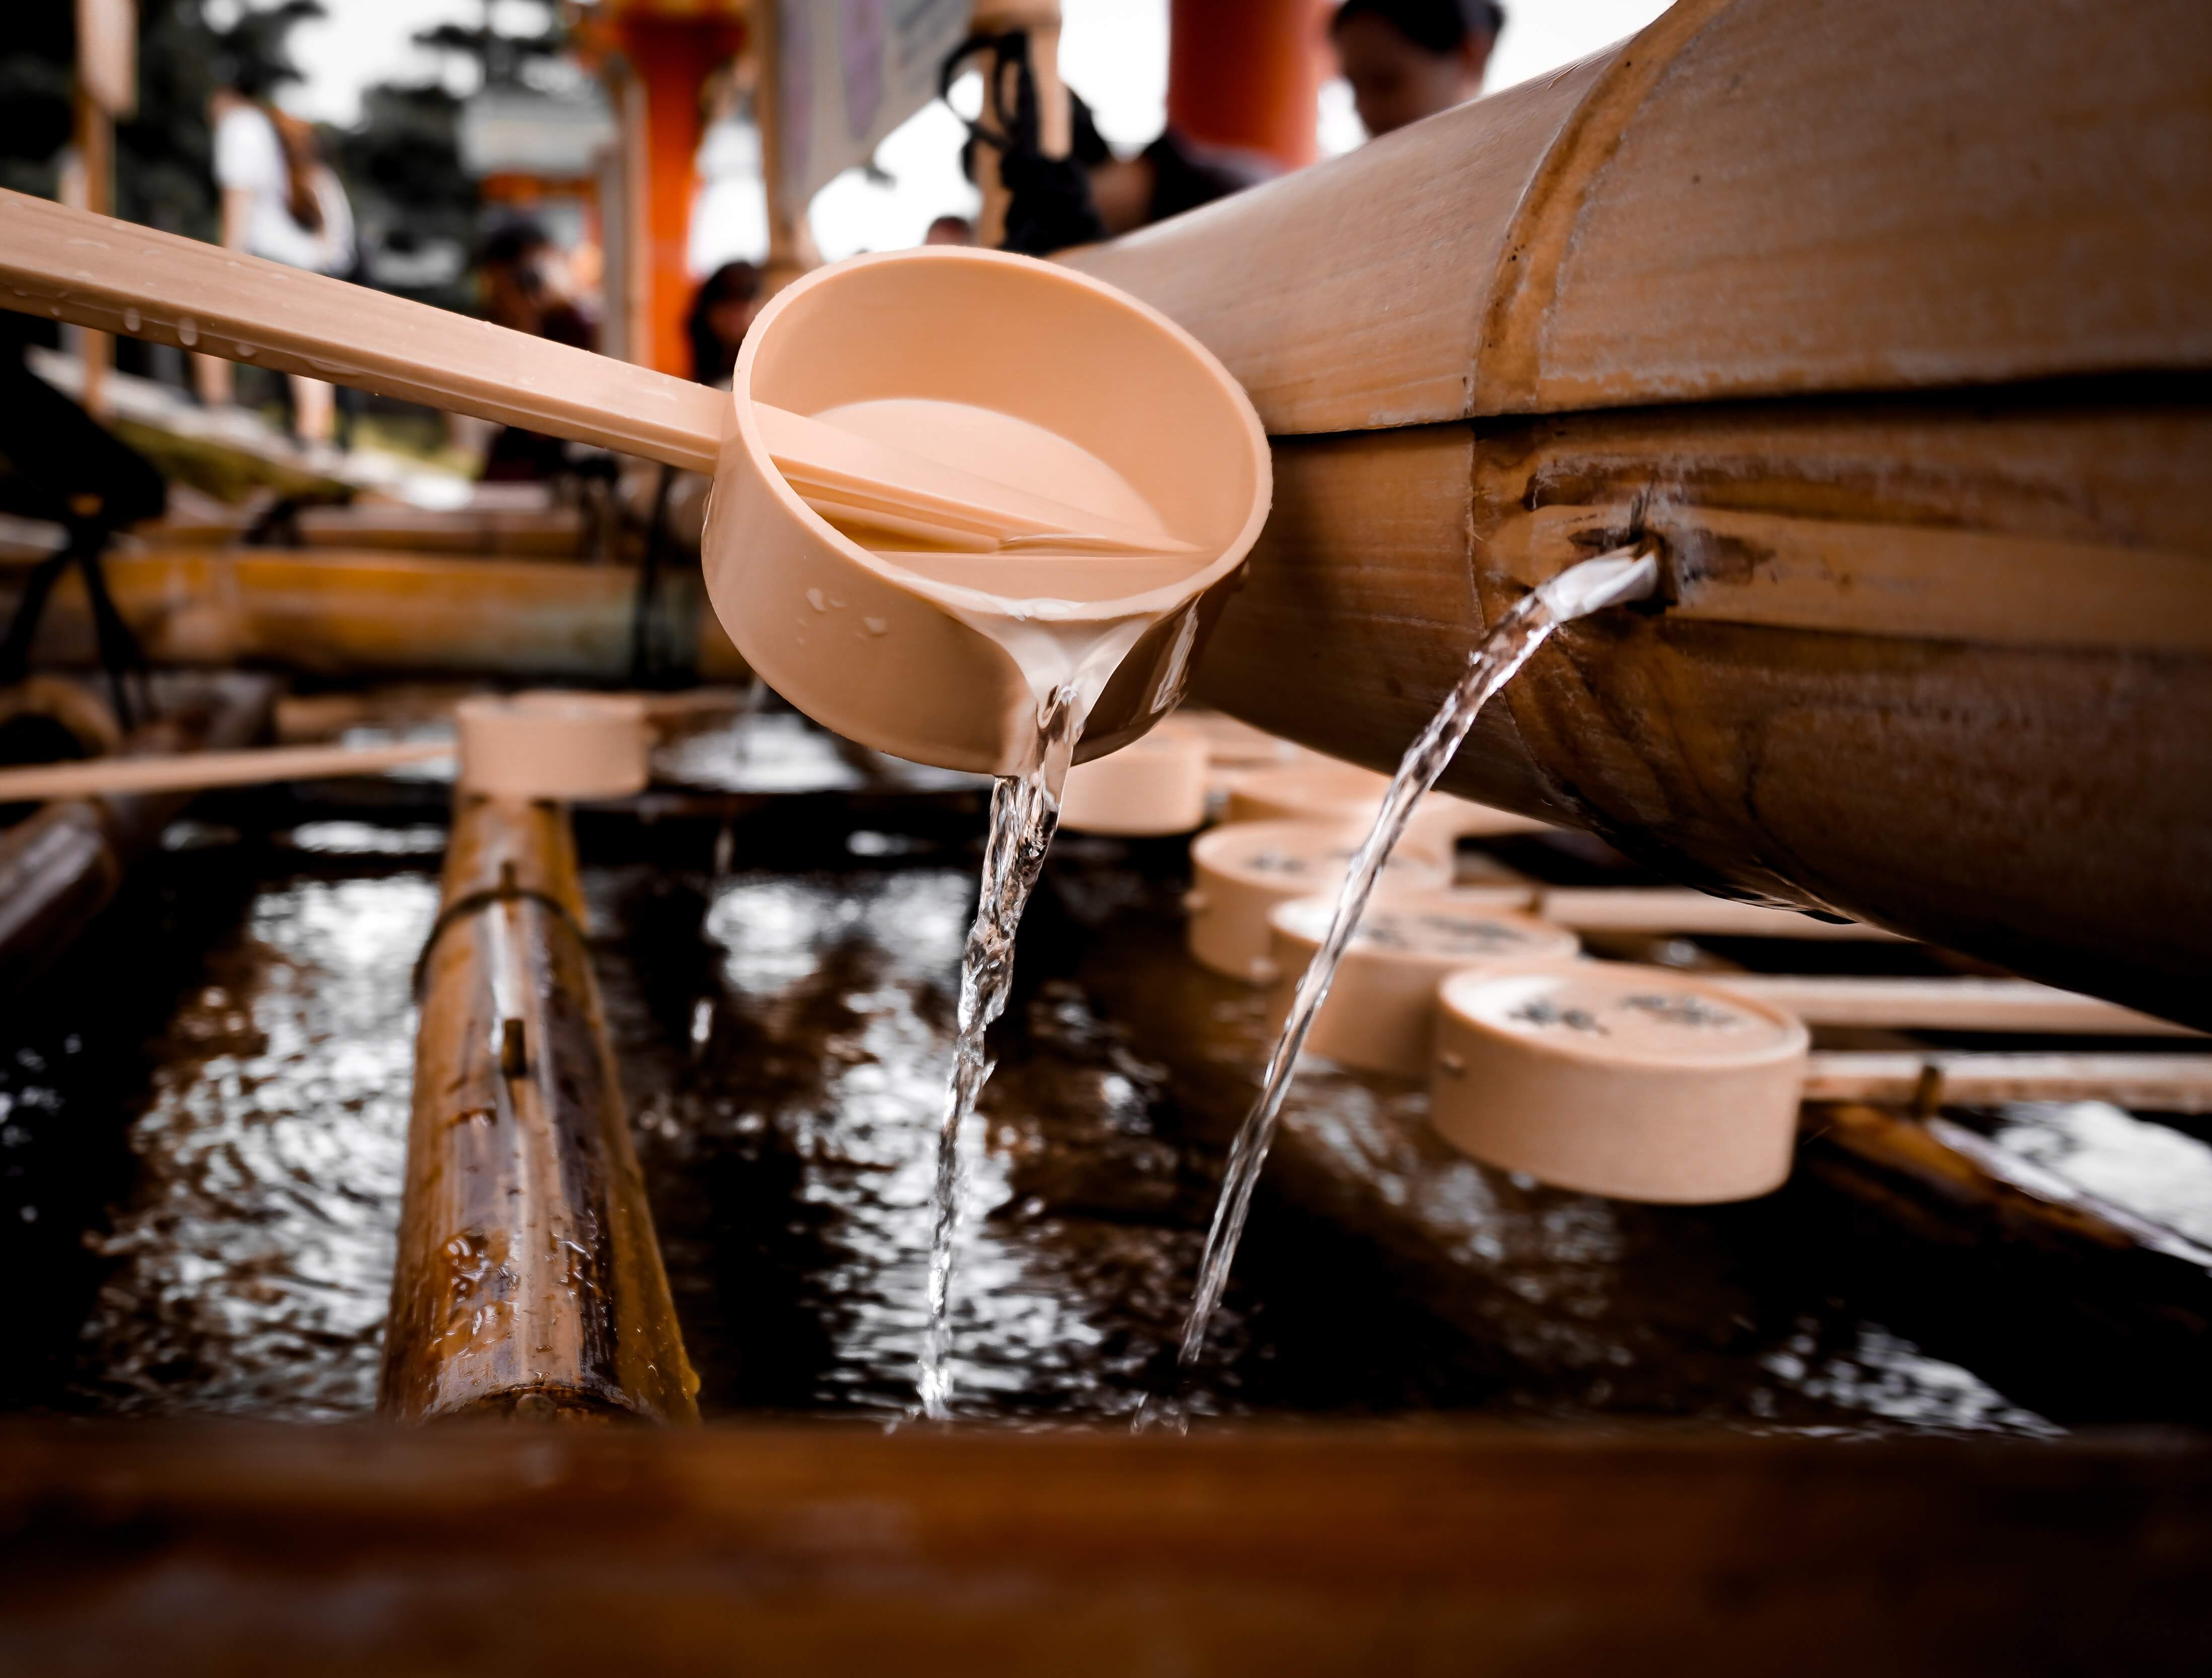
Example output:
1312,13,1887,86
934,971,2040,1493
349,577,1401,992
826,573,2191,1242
195,76,356,448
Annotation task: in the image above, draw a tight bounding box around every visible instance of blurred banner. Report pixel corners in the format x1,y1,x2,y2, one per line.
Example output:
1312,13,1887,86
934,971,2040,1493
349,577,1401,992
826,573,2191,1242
77,0,137,118
776,0,970,205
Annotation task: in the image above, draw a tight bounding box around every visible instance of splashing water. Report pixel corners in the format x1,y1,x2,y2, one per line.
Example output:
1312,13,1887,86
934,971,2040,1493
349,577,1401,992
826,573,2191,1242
916,683,1084,1419
1170,547,1660,1388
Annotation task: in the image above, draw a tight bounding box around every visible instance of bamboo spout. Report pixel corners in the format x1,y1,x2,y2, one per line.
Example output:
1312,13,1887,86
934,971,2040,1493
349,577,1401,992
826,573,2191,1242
381,793,698,1423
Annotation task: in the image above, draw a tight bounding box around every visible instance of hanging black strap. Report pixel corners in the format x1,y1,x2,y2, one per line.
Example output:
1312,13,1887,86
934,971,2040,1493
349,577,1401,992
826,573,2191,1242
0,522,149,730
938,30,1106,255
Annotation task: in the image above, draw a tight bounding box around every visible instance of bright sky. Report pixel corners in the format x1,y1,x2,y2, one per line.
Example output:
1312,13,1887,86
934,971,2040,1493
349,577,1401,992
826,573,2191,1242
278,0,1676,258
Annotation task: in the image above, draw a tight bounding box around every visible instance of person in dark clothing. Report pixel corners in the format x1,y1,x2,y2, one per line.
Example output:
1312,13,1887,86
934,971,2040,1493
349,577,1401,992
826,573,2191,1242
1330,0,1504,139
0,310,166,728
956,72,1276,255
475,221,598,482
684,261,764,389
1075,97,1279,238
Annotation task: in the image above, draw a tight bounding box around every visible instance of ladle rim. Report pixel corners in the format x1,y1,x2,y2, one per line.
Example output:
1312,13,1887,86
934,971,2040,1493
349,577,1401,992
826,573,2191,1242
729,246,1273,624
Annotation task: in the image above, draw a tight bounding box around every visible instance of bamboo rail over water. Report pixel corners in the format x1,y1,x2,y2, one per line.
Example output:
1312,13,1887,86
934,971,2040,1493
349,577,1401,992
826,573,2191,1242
0,673,274,991
381,793,697,1423
0,547,747,682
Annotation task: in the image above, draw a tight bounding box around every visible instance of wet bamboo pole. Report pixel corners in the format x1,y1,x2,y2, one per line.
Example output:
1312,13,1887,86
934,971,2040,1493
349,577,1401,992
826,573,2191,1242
0,737,449,802
0,672,275,992
0,546,746,683
1,546,746,683
380,792,698,1423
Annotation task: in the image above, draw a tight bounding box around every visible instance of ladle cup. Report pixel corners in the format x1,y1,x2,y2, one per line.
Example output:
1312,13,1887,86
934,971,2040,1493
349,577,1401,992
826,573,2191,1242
0,193,1271,774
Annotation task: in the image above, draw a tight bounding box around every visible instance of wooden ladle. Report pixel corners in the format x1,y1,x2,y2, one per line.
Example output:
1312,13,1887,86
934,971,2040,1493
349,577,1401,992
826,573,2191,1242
0,191,1191,557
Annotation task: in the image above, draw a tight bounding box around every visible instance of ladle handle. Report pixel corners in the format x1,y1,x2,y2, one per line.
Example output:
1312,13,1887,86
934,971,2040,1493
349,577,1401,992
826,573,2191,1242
0,738,452,803
0,190,727,473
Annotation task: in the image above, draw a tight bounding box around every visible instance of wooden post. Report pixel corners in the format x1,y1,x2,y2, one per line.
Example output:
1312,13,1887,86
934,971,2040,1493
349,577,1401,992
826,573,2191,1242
601,8,745,374
380,792,699,1423
597,52,652,368
62,93,113,418
751,0,823,294
71,0,134,418
1167,0,1329,170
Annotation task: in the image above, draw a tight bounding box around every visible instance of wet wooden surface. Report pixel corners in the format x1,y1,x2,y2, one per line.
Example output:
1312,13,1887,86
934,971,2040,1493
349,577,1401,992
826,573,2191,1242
8,717,2205,1431
0,1420,2204,1676
0,546,746,682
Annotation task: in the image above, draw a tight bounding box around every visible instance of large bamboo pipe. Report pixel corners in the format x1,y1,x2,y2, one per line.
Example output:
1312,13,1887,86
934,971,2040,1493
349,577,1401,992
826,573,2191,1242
0,673,275,992
1,546,747,682
381,792,698,1423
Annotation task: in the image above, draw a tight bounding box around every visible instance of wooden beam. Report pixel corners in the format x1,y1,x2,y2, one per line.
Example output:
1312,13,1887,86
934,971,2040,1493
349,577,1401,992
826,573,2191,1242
153,504,592,558
381,792,699,1423
62,89,113,418
1537,888,1903,941
1803,1053,2212,1113
1725,975,2199,1037
0,1422,2205,1675
2,546,747,683
0,738,449,802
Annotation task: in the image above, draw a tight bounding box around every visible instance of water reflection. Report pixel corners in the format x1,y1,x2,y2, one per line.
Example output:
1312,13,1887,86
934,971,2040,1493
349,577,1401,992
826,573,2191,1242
1981,1101,2212,1249
0,781,2195,1433
612,868,1201,1421
73,873,434,1420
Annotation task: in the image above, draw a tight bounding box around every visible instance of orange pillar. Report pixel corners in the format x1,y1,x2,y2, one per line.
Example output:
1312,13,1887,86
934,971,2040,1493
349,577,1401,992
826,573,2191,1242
606,12,744,378
1166,0,1333,171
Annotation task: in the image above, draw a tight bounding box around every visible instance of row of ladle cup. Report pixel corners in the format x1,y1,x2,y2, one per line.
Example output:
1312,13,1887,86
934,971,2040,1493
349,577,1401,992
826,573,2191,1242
1071,714,1811,1205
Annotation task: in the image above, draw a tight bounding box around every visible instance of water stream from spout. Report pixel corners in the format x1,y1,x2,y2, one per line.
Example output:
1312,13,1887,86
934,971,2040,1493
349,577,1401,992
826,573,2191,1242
915,682,1083,1420
1166,547,1660,1396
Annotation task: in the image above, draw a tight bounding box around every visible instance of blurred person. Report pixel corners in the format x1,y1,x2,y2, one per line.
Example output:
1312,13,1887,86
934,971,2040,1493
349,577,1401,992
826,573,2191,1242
684,260,763,389
956,79,1274,253
627,261,763,562
197,67,357,447
475,221,598,481
1331,0,1503,139
477,221,594,348
925,215,976,246
1078,99,1277,238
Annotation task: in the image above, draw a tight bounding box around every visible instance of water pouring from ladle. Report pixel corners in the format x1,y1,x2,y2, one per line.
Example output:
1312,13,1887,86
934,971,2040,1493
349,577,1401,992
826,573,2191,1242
0,191,1274,1422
